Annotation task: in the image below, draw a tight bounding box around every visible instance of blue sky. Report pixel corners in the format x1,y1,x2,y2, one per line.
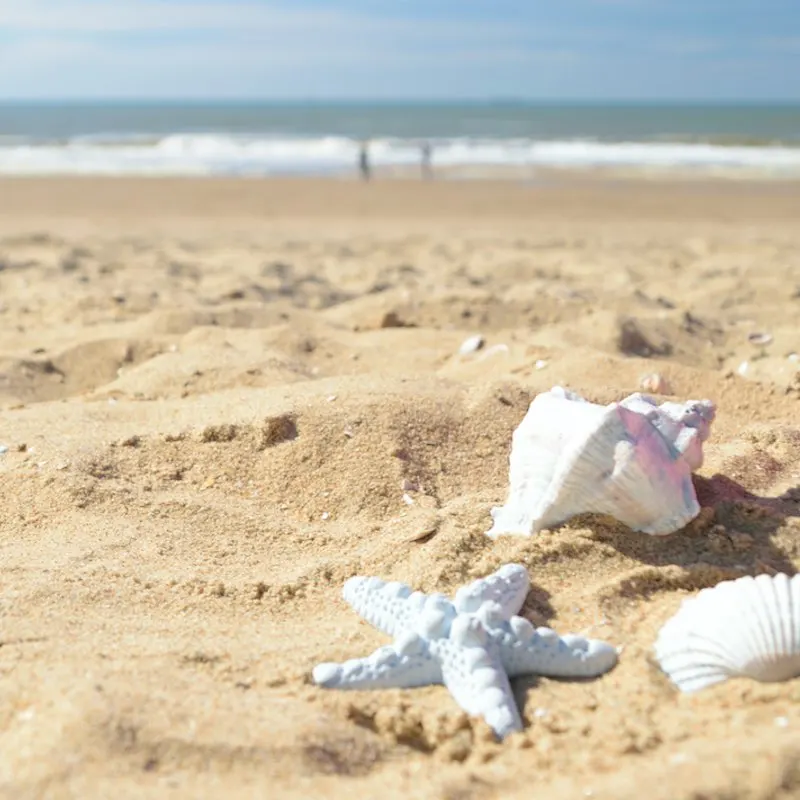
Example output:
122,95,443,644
0,0,798,100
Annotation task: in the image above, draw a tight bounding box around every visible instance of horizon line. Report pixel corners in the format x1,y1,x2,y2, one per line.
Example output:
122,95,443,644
1,97,800,106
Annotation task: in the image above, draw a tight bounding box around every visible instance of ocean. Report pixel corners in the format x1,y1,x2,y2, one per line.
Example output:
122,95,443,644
1,101,799,178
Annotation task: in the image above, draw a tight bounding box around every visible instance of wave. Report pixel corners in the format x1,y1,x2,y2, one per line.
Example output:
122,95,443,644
2,134,800,177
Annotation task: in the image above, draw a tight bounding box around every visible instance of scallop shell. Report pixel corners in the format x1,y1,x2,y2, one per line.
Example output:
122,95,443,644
486,386,715,538
654,573,800,692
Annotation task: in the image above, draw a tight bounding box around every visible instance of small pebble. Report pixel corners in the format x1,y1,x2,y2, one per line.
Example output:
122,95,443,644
640,372,672,394
401,478,418,492
737,361,749,376
748,332,773,346
402,493,414,506
321,512,330,521
775,716,789,728
788,353,799,363
534,359,548,370
0,444,8,455
730,531,754,551
458,334,485,356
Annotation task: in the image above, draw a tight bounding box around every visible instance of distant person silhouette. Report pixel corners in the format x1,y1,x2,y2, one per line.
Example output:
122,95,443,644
358,141,371,181
421,141,433,180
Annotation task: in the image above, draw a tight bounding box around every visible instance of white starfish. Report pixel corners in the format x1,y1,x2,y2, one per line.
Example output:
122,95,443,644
313,563,619,740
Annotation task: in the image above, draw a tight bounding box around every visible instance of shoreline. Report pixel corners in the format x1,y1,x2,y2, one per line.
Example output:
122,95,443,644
5,163,800,183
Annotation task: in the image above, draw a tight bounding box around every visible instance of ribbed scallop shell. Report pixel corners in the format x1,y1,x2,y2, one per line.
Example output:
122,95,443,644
654,573,800,692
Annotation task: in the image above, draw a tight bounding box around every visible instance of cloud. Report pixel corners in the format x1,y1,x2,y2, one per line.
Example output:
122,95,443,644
0,3,589,99
0,0,593,98
0,0,553,44
0,0,796,100
0,1,331,33
0,0,600,54
653,36,727,55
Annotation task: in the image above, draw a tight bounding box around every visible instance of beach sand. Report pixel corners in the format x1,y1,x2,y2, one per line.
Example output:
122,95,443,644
1,176,799,799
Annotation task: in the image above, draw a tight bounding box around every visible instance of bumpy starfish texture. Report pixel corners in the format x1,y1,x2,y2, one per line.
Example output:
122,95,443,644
313,564,619,740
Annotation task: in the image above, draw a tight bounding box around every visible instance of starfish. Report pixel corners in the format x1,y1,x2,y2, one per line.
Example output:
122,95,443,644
312,563,619,740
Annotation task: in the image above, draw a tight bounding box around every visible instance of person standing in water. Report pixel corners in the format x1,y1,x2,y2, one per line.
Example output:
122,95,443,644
421,140,433,180
358,140,371,181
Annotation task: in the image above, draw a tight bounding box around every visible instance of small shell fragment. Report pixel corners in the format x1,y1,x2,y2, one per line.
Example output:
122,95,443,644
748,332,773,346
478,344,509,361
458,334,485,356
639,372,672,394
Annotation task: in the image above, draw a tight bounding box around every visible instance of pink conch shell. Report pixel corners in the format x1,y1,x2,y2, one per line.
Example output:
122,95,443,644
487,387,715,538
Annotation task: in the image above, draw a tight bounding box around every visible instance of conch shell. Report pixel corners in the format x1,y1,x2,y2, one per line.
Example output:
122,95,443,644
487,387,715,537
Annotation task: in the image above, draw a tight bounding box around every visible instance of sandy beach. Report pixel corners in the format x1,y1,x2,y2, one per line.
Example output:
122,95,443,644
1,175,800,799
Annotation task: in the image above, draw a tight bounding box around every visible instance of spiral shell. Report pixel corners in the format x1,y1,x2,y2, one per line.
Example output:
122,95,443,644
486,387,715,538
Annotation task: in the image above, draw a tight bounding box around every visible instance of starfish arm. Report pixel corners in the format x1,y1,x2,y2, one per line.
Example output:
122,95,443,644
342,576,428,636
436,622,523,740
497,618,619,679
313,633,441,690
453,563,530,617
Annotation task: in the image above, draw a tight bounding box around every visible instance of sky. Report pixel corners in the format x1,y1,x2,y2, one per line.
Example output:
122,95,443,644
0,0,799,101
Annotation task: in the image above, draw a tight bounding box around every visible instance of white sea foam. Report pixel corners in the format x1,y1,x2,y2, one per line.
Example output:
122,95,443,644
1,134,799,177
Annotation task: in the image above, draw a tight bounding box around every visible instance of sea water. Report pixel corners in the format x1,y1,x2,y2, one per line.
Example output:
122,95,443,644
0,101,799,177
